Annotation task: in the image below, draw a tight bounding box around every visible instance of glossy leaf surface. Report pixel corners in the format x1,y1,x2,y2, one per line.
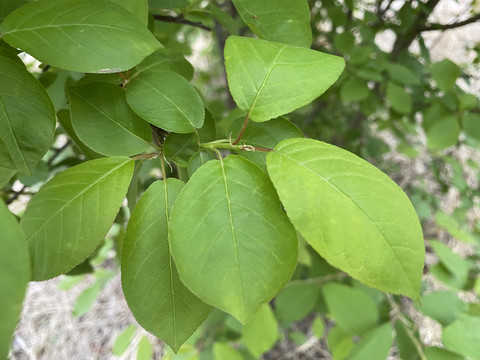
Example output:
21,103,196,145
122,179,211,352
170,156,298,323
1,0,160,73
0,50,55,175
232,0,312,48
0,201,30,360
267,138,424,299
20,157,134,281
127,70,204,133
225,36,344,122
69,82,152,156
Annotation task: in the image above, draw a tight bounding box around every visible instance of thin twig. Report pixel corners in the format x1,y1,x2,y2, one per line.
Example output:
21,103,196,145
152,14,211,31
420,13,480,31
232,113,249,145
47,140,71,167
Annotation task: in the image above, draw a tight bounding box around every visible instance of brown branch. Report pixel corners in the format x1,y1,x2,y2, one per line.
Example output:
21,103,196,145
152,14,211,31
420,13,480,32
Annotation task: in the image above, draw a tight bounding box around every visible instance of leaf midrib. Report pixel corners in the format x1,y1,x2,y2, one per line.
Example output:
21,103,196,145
276,150,416,294
23,159,130,241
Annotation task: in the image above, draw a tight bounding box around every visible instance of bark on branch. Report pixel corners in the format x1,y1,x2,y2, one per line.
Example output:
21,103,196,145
420,13,480,32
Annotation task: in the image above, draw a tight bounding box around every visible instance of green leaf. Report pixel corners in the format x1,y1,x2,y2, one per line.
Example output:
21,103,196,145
275,282,321,322
386,82,412,114
113,0,148,24
334,32,355,54
395,321,421,360
340,79,370,102
0,200,30,360
0,0,27,22
322,283,378,335
229,117,303,170
126,70,205,133
266,138,424,299
137,336,153,360
312,316,325,338
429,240,471,283
72,270,114,317
327,325,354,360
462,113,480,141
442,317,480,359
0,50,55,175
170,155,298,323
231,0,312,48
20,157,134,281
434,212,475,243
122,179,211,353
426,116,459,151
112,325,136,356
213,343,244,360
69,82,152,156
242,304,278,357
0,0,160,73
424,347,465,360
431,59,460,92
346,323,393,360
132,48,194,81
224,36,345,122
416,291,467,326
149,0,190,10
0,168,16,188
187,151,216,178
387,64,420,85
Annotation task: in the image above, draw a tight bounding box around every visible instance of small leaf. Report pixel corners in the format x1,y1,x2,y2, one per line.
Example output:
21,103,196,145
20,157,134,281
0,200,30,360
431,59,460,92
69,82,152,156
327,325,354,360
0,49,55,175
424,347,465,360
137,336,153,360
122,179,211,352
0,0,160,73
225,36,345,122
426,116,459,151
312,317,325,338
112,325,136,356
323,283,378,335
170,156,298,323
213,343,244,360
387,63,420,85
267,138,424,299
72,270,114,317
462,112,480,141
231,0,312,48
345,323,393,360
395,321,421,360
126,71,204,133
386,82,412,114
242,304,278,357
275,282,321,322
442,317,480,359
416,291,467,326
340,79,370,102
187,151,216,177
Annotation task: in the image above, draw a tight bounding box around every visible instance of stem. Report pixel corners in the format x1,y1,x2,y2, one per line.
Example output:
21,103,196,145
47,140,71,167
131,152,159,161
160,155,167,180
152,14,211,31
386,295,427,360
201,139,273,152
232,113,250,145
421,13,480,32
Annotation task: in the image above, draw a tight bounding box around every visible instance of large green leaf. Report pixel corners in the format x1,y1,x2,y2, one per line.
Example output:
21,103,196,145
0,49,55,175
20,157,134,281
122,179,211,352
231,0,312,48
0,0,27,21
442,316,480,359
224,36,344,122
322,283,378,335
0,200,30,360
416,291,467,326
170,155,298,323
114,0,148,24
69,82,152,156
0,0,160,73
266,138,424,299
126,70,204,133
132,48,194,81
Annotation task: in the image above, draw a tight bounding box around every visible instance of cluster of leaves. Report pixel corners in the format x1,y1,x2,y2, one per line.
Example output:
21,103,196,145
0,0,479,359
